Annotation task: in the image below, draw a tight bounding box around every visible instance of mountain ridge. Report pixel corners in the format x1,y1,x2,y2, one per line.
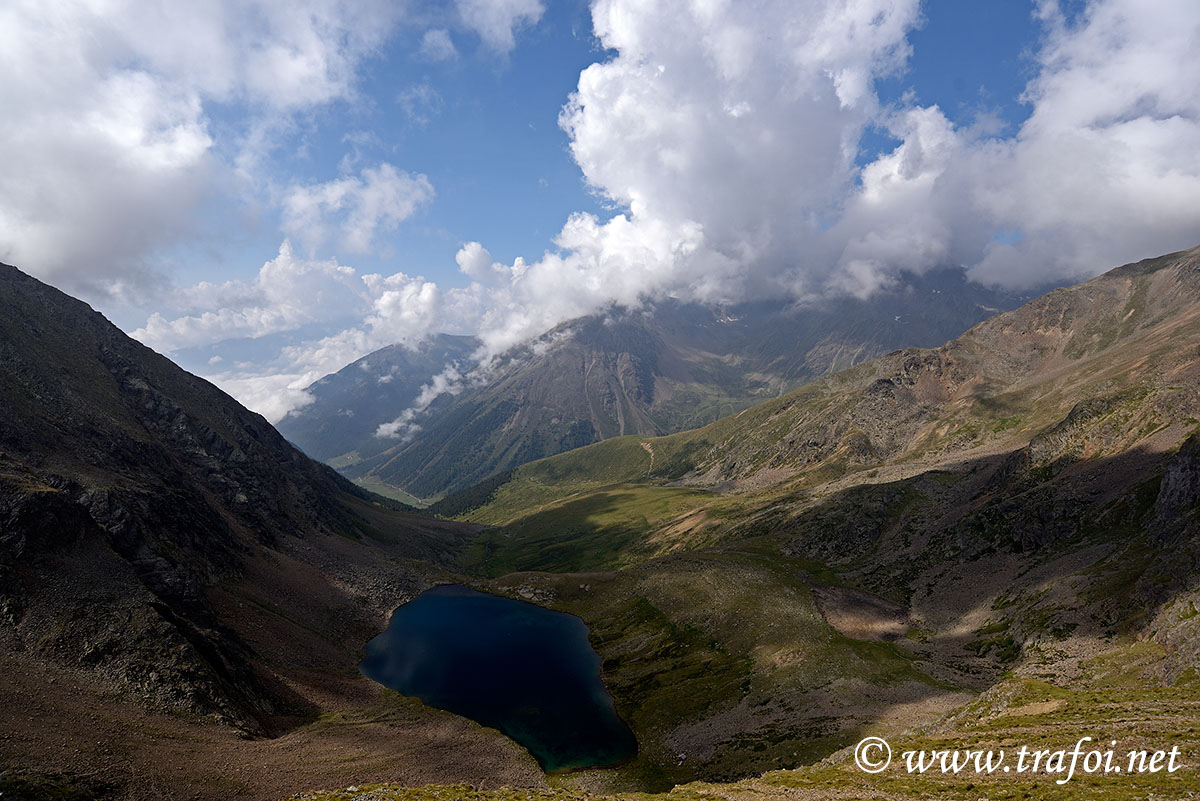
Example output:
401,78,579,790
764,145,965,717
6,248,1200,799
278,333,481,464
292,269,1051,499
415,246,1200,791
453,246,1200,509
0,262,546,798
0,259,431,728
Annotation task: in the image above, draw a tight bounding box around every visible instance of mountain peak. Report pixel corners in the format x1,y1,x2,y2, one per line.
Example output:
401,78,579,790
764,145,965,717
0,264,466,737
292,271,1054,499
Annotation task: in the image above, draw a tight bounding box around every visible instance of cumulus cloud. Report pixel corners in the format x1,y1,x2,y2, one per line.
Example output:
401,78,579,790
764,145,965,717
545,0,1200,304
559,0,921,300
963,0,1200,284
281,163,435,255
208,370,320,424
0,0,406,296
419,28,458,61
133,241,367,352
135,0,1200,426
456,0,545,54
134,242,476,422
834,0,1200,291
545,0,1200,301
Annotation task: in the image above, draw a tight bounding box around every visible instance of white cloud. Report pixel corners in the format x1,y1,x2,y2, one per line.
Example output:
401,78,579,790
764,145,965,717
559,0,921,300
133,241,367,352
456,0,545,54
547,0,1200,301
0,0,405,297
130,0,1200,426
281,163,435,255
376,365,466,439
826,104,964,296
133,241,475,422
209,370,320,424
965,0,1200,284
837,0,1200,289
455,241,517,285
419,28,458,62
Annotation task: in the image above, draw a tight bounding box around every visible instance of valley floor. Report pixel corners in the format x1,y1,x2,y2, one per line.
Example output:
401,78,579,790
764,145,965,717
289,659,1200,801
0,647,545,801
8,250,1200,801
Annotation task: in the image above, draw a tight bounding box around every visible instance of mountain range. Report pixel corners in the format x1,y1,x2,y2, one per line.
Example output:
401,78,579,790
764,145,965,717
3,248,1200,800
423,246,1200,791
0,263,541,798
280,269,1050,500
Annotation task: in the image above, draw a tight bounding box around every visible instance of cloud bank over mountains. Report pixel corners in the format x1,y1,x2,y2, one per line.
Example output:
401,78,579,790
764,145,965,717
5,0,1200,421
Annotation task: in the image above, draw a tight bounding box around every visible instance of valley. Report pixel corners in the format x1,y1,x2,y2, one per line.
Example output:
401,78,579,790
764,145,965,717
5,2,1200,799
412,247,1200,796
3,248,1200,801
280,272,1050,502
0,263,539,798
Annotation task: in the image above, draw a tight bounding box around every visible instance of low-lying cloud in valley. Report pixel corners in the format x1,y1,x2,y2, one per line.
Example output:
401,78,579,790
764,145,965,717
4,0,1200,424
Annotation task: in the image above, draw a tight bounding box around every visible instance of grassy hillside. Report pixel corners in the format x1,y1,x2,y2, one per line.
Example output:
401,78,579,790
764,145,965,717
338,272,1047,498
449,247,1200,544
369,247,1200,795
297,650,1200,799
8,248,1199,801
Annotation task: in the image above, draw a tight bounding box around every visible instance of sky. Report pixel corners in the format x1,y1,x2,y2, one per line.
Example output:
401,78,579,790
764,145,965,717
3,0,1200,423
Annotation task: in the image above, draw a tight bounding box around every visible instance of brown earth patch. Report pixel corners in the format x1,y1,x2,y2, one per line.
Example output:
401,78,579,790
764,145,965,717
811,586,910,642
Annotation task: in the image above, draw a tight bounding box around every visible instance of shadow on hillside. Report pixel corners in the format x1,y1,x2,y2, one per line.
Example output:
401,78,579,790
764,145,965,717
685,433,1200,776
472,489,676,575
484,434,1200,788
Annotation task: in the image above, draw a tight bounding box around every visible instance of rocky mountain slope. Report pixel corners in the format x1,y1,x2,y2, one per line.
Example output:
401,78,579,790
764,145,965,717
454,246,1200,538
6,247,1199,801
325,270,1045,499
0,264,541,799
276,334,480,464
417,246,1200,793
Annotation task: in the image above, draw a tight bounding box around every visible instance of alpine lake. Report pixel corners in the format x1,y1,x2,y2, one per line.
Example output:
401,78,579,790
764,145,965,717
360,584,637,772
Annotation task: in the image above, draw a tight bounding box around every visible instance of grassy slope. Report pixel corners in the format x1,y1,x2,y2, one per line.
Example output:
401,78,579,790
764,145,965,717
488,542,956,790
294,636,1200,800
289,249,1200,801
349,274,1040,500
452,248,1200,565
289,504,1200,801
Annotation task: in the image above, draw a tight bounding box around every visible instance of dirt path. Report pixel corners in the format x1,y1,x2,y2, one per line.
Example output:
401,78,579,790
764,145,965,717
640,440,656,472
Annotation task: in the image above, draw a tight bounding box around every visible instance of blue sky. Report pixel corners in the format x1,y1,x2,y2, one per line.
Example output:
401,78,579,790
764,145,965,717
193,0,610,287
3,0,1199,421
870,0,1040,152
188,0,1045,293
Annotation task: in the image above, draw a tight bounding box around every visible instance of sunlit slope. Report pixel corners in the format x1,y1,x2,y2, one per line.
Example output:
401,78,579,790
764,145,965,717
341,272,1045,498
451,246,1200,567
323,245,1200,797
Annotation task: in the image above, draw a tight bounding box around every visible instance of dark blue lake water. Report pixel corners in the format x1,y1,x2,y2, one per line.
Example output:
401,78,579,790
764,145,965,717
359,584,637,772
